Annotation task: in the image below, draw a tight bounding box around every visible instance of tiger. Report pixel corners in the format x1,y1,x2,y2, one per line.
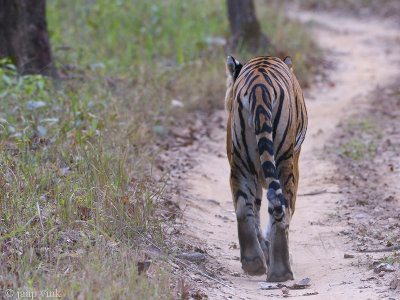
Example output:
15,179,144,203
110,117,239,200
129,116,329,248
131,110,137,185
225,55,307,282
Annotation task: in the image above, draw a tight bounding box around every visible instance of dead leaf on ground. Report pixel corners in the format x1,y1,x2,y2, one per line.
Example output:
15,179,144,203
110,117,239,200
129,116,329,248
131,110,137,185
344,252,355,258
190,290,207,300
228,242,238,249
258,282,279,290
292,277,311,289
137,259,152,275
384,195,395,202
177,278,191,300
123,196,135,215
389,278,399,290
259,278,312,290
77,205,93,220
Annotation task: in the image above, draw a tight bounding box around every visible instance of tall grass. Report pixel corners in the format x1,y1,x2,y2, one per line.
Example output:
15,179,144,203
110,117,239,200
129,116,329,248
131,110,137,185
0,58,171,297
0,1,320,297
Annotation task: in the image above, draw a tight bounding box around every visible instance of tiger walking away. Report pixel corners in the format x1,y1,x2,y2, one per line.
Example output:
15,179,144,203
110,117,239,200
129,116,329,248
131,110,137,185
225,55,308,282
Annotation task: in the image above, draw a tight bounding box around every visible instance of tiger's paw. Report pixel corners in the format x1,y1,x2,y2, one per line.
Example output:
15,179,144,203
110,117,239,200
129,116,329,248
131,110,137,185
267,269,294,282
241,256,267,276
266,213,292,282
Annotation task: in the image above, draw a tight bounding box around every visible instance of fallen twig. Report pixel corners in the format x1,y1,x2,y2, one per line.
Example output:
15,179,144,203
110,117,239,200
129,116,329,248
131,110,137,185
357,245,400,253
264,291,318,298
298,190,328,196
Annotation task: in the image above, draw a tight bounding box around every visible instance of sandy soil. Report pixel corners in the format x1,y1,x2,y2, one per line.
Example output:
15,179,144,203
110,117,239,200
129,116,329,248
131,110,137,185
179,10,400,300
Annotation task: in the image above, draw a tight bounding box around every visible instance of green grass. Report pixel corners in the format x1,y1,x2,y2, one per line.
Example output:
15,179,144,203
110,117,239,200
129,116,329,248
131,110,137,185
338,139,378,161
329,119,382,161
379,256,400,265
48,0,227,74
0,1,320,297
347,120,383,138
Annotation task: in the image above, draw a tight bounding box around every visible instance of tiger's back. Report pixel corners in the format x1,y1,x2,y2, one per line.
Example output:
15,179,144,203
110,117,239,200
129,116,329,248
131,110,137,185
225,55,307,281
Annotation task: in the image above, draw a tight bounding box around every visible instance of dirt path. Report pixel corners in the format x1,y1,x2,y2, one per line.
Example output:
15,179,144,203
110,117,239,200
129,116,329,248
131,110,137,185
182,11,400,299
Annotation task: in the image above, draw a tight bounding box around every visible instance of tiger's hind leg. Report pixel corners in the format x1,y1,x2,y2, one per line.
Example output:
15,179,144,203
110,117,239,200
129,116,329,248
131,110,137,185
265,189,293,282
230,172,266,276
265,150,300,282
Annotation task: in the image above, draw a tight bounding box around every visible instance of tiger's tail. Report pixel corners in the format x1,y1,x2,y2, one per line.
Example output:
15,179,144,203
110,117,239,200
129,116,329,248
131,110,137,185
252,86,287,221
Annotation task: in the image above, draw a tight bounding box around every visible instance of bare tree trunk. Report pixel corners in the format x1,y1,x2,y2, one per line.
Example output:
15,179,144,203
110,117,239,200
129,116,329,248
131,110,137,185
0,0,57,78
226,0,269,52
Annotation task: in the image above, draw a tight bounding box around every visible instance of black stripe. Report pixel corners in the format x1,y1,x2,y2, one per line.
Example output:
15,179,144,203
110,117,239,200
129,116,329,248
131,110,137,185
276,146,293,170
244,73,259,93
272,83,285,141
286,190,294,208
234,127,241,150
268,181,280,191
232,163,246,178
276,112,292,159
283,173,295,187
246,185,255,197
257,137,274,156
233,144,250,173
267,68,290,91
234,190,247,203
262,161,278,180
250,84,272,113
254,105,272,135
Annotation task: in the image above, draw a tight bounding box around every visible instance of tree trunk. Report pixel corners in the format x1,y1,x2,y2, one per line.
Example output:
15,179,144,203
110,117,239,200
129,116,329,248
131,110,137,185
226,0,269,52
0,0,57,78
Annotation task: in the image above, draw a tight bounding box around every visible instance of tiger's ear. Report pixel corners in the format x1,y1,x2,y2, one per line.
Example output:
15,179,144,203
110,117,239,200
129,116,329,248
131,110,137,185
283,56,293,69
225,56,242,112
226,56,242,81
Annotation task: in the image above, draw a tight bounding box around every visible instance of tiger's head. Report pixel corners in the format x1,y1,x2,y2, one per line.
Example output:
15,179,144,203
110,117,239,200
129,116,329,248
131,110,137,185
225,56,242,112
